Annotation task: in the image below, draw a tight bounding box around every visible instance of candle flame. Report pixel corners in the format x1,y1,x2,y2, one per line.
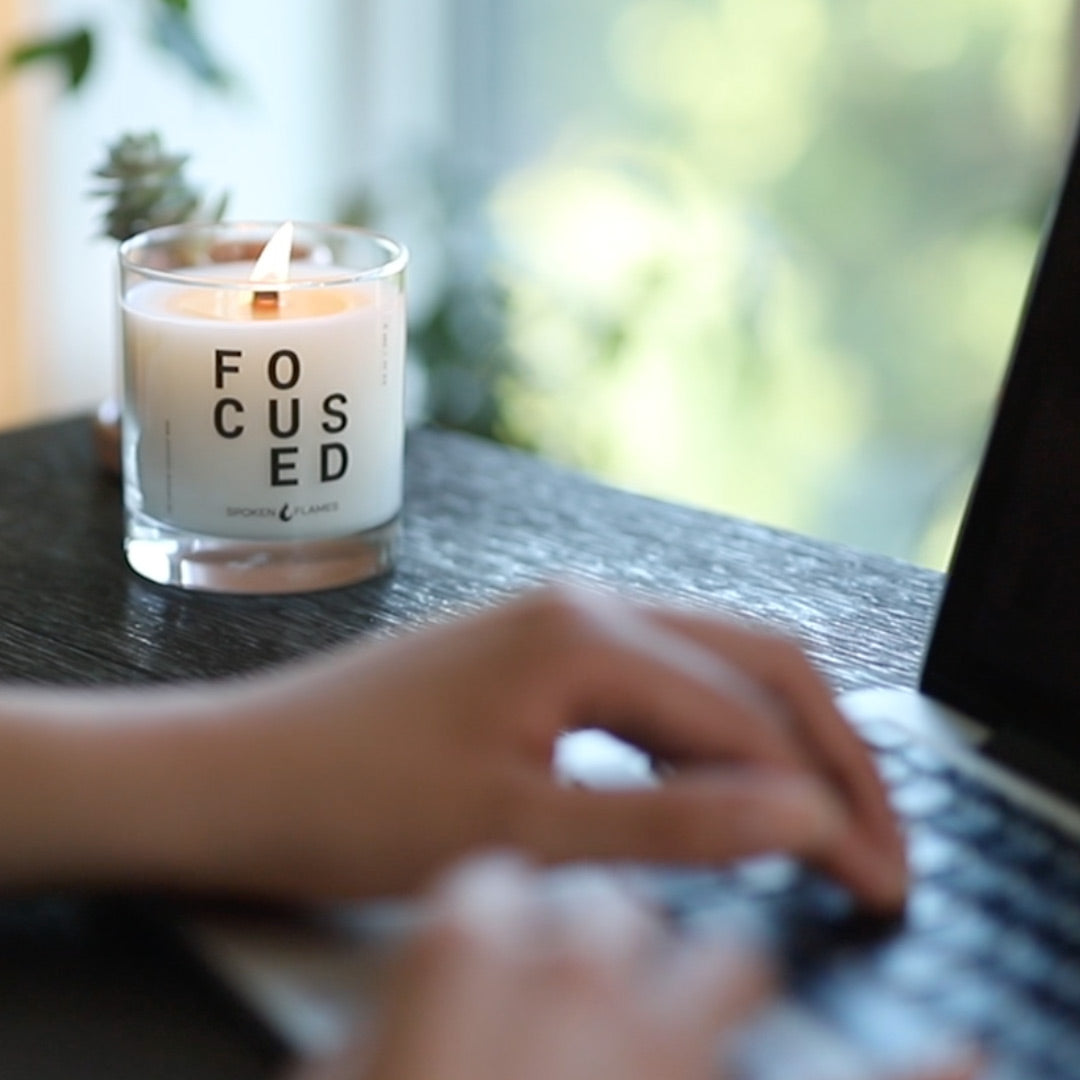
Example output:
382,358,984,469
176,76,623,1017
250,221,294,286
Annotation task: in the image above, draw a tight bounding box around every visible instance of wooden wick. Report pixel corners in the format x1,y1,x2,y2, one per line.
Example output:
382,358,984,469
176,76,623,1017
252,289,280,311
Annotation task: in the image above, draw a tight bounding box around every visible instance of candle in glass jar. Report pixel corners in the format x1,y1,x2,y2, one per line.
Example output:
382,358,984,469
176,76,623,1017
122,251,406,543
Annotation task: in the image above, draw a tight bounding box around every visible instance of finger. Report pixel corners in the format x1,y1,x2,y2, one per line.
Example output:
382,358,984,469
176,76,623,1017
368,854,539,1080
552,604,808,775
534,871,757,1013
652,935,775,1033
647,610,906,886
522,769,871,885
550,595,904,909
467,869,668,1080
537,866,663,975
649,610,898,836
434,850,538,949
629,935,775,1080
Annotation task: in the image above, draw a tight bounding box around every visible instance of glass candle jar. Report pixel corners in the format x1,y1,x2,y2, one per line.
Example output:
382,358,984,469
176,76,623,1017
119,221,408,593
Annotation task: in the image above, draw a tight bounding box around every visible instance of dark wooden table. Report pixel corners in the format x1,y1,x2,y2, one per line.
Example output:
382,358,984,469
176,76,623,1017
0,415,943,1079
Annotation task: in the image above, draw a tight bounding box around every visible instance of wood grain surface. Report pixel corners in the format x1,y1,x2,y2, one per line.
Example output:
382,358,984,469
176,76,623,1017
0,415,942,693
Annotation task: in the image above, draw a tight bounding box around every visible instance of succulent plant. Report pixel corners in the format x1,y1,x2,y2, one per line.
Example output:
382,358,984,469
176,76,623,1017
90,131,227,242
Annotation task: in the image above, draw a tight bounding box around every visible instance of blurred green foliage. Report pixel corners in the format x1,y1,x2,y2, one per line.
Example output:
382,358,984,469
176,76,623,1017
475,0,1072,566
5,0,228,93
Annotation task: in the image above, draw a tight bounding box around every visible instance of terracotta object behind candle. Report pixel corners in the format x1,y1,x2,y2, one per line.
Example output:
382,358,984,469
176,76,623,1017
93,398,122,476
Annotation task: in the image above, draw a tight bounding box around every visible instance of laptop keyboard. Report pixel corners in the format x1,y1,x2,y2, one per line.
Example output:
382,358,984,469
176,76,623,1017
638,717,1080,1079
864,718,1080,1076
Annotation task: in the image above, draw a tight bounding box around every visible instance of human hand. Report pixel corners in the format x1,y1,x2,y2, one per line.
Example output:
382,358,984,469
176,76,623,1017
163,584,906,908
294,855,980,1080
5,585,904,906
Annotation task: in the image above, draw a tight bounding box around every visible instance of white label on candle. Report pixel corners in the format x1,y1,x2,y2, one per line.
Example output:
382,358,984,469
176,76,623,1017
123,265,405,541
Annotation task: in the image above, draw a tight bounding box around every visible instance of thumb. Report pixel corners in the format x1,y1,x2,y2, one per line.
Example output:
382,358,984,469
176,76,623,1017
523,771,846,866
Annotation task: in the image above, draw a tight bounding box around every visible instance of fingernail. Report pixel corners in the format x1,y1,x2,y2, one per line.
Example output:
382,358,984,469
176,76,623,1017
437,851,533,944
542,867,655,959
785,784,910,913
794,782,849,849
850,837,908,913
875,854,910,911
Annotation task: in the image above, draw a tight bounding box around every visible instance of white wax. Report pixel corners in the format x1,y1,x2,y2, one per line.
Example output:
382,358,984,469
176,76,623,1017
122,264,406,541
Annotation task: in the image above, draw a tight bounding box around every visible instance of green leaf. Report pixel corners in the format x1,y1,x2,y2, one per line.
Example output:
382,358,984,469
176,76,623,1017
149,6,230,90
7,27,94,92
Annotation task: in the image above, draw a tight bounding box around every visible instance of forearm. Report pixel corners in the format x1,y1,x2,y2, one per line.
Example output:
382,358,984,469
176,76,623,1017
0,684,252,891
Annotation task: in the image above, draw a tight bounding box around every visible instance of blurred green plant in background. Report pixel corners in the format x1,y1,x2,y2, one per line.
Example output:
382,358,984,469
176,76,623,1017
91,131,227,242
5,0,228,92
474,0,1072,566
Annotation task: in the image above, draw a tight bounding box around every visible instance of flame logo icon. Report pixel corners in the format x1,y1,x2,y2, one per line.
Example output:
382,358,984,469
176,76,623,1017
279,503,294,522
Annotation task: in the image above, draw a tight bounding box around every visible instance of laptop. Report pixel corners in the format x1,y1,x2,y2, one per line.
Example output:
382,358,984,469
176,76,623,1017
187,126,1080,1080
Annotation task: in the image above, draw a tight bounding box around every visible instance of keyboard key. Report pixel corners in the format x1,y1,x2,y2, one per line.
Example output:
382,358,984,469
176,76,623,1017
1042,959,1080,1012
992,1000,1078,1065
868,939,949,994
730,856,800,898
993,928,1054,987
938,797,1006,843
907,827,965,879
928,970,1021,1034
878,753,914,787
630,866,733,916
914,902,998,959
1040,903,1080,954
905,884,967,933
891,776,954,820
997,818,1059,867
1043,1028,1080,1078
857,718,910,752
1048,850,1080,892
897,741,951,777
947,854,1042,917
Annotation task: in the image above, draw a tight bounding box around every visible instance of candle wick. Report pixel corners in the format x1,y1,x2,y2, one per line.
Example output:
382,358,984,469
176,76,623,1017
252,289,280,311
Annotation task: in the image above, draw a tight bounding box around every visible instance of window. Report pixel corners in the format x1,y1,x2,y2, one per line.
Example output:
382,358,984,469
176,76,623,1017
400,0,1074,566
19,0,1074,566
